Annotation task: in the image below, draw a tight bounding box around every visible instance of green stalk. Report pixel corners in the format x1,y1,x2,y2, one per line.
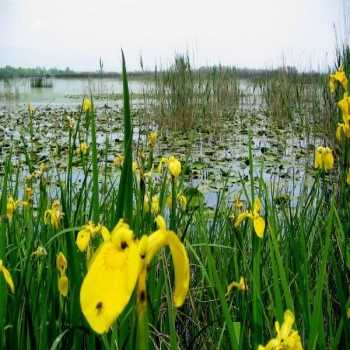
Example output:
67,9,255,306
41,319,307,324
90,102,100,223
115,50,133,225
0,156,10,346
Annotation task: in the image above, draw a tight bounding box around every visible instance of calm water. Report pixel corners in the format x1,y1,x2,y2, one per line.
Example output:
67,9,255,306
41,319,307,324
0,77,148,105
0,77,317,207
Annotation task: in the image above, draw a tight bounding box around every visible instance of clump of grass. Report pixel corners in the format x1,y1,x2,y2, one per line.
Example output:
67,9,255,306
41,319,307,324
151,54,240,129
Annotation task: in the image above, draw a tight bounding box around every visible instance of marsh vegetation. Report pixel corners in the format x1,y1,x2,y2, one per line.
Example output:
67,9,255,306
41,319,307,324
0,50,349,349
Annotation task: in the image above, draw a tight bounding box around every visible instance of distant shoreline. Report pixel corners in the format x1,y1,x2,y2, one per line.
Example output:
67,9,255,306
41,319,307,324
0,65,325,81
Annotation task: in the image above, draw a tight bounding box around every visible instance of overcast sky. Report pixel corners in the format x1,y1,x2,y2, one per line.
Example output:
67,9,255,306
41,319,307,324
0,0,348,72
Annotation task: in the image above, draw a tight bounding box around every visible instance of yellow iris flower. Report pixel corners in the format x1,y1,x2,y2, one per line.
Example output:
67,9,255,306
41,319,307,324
329,68,348,92
76,222,110,252
58,275,69,297
166,193,187,210
335,95,350,141
113,154,124,168
56,252,68,297
0,260,15,293
82,97,92,113
338,94,350,120
25,187,33,199
56,252,67,275
157,157,168,173
80,215,190,334
31,246,47,258
77,143,89,156
314,146,334,172
148,131,157,148
6,196,28,222
44,200,63,229
28,103,36,114
151,195,160,215
336,121,350,141
168,156,181,177
258,310,303,350
235,198,265,238
226,276,247,295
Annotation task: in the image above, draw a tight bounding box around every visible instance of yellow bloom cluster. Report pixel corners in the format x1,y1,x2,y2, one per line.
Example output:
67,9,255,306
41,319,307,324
329,67,348,93
336,94,350,141
144,195,160,215
79,215,190,334
6,196,29,222
44,200,63,229
235,198,265,238
56,252,68,297
258,310,303,350
0,260,14,293
314,146,334,172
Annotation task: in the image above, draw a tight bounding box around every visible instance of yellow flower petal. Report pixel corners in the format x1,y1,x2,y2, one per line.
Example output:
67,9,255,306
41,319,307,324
147,229,190,307
279,309,295,339
110,222,134,250
253,198,262,214
334,68,348,90
58,275,68,297
336,123,344,141
0,260,15,293
168,156,181,177
56,252,67,274
82,97,92,113
323,148,334,171
155,215,167,231
314,146,323,169
234,212,249,228
151,195,160,215
177,194,187,210
99,226,111,241
80,240,142,334
253,216,265,238
76,229,91,252
148,131,157,148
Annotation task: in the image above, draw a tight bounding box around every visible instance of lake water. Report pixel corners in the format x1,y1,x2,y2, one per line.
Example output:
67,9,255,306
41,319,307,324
0,77,318,208
0,77,148,105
